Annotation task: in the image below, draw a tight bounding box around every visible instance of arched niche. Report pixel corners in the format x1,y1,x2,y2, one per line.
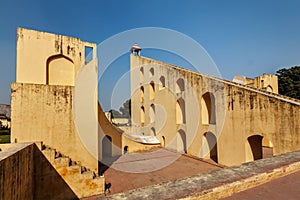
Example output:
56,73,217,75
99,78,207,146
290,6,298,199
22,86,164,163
46,54,74,86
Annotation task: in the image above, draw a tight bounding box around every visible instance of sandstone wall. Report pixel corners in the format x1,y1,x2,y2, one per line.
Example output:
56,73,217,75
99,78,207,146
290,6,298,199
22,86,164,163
0,143,78,200
11,83,98,172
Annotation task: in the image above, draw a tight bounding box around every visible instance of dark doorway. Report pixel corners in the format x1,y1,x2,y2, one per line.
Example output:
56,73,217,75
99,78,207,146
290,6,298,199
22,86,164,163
102,135,112,159
124,146,128,154
248,135,263,160
204,132,218,163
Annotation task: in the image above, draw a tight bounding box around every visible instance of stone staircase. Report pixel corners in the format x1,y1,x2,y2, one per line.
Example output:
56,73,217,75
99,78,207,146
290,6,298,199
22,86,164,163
41,145,104,198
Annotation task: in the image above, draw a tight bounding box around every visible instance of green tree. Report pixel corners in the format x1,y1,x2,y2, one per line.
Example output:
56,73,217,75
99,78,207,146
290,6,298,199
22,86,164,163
109,109,122,118
119,99,131,119
276,66,300,99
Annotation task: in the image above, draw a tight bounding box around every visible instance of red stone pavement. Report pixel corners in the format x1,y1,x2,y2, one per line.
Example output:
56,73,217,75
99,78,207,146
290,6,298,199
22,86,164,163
222,170,300,200
84,148,222,199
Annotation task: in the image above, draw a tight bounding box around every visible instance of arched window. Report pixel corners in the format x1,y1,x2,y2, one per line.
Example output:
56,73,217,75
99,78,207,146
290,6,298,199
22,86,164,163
159,76,165,90
201,92,216,125
149,67,154,77
140,67,144,83
176,78,184,93
140,106,145,126
266,85,273,93
149,104,155,123
149,82,155,100
140,86,144,103
46,54,74,86
176,98,186,124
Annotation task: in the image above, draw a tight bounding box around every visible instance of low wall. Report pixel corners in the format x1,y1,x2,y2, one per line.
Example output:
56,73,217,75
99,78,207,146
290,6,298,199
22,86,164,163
0,143,78,200
100,150,300,200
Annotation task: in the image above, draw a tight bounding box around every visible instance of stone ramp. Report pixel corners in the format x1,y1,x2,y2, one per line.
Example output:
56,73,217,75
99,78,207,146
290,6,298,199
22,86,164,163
42,145,105,198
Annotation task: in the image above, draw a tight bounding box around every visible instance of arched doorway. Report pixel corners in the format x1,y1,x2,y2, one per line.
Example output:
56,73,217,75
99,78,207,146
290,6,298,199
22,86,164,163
102,135,112,159
177,129,187,153
203,132,218,163
247,135,263,160
124,146,128,154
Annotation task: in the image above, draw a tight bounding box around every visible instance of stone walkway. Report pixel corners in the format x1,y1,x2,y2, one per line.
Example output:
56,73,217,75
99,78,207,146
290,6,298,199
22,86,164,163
221,170,300,200
83,148,222,199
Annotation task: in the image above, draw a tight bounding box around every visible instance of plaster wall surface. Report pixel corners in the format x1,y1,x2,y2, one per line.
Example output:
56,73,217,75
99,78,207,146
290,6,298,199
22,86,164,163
16,28,96,86
11,83,98,172
130,55,300,166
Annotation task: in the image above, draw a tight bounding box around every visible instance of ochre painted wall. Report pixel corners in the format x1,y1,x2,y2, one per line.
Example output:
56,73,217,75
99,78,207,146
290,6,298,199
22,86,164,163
130,55,300,166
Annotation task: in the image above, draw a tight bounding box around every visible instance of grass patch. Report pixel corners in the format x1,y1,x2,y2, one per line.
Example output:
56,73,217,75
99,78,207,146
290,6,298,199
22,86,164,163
0,134,10,143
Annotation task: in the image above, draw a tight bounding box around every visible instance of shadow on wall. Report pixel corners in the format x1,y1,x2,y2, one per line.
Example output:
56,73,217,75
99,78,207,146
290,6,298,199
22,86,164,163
0,143,78,200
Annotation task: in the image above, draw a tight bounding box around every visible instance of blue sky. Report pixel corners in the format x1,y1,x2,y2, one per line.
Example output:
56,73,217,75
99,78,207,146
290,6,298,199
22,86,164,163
1,0,300,111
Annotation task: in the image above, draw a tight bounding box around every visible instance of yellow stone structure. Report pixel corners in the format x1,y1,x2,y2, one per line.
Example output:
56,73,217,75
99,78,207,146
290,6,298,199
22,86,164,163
130,54,300,166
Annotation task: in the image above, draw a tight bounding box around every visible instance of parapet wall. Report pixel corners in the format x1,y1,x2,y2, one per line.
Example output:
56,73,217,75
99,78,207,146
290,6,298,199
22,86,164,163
0,143,78,200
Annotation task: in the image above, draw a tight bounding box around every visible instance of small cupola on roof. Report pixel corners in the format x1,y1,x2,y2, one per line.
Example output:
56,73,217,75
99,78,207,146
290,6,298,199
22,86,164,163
130,43,142,56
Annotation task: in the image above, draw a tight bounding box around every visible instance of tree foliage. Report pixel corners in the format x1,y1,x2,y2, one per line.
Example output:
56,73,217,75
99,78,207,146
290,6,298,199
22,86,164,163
109,109,122,118
276,66,300,100
119,99,131,119
108,99,131,119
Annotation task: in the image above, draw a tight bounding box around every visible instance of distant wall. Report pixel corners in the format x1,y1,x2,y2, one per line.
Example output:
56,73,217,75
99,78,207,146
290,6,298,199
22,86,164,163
0,143,78,200
11,83,98,172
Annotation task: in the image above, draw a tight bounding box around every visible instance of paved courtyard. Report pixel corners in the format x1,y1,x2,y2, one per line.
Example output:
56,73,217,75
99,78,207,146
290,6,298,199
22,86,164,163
84,148,222,199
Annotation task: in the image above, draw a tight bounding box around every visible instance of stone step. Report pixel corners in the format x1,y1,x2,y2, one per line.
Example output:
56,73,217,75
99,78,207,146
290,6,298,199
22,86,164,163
53,157,70,168
42,149,56,163
67,164,82,173
81,171,95,179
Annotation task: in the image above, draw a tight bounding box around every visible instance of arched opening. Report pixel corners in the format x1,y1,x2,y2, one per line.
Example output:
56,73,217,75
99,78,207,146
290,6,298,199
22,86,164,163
149,67,154,77
201,92,216,124
150,127,156,136
140,67,144,83
149,104,155,123
124,146,128,154
176,98,186,124
159,76,165,90
178,129,187,153
149,82,155,100
266,85,273,93
140,106,145,126
176,78,184,93
203,132,218,163
46,54,74,86
102,135,112,159
247,135,263,161
162,136,166,147
140,86,144,103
